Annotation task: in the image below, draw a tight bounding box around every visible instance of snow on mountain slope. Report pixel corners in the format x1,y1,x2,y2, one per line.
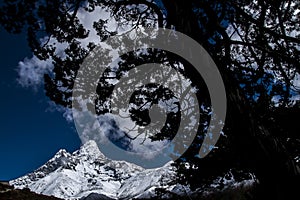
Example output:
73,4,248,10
116,161,194,199
10,140,257,200
117,163,257,200
10,140,143,199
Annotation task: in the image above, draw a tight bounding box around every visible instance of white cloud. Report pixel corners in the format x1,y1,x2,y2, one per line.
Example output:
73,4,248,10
46,101,74,123
17,56,53,89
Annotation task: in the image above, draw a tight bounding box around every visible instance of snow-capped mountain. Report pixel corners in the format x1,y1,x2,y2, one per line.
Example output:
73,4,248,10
10,140,257,200
10,141,144,199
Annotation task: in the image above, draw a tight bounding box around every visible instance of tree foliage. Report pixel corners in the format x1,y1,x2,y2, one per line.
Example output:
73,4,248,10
1,0,299,198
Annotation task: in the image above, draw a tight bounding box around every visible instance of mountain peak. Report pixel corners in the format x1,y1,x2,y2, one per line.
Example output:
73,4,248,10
81,140,98,150
76,140,106,161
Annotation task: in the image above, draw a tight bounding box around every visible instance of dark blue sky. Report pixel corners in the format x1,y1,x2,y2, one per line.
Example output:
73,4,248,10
0,27,81,181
